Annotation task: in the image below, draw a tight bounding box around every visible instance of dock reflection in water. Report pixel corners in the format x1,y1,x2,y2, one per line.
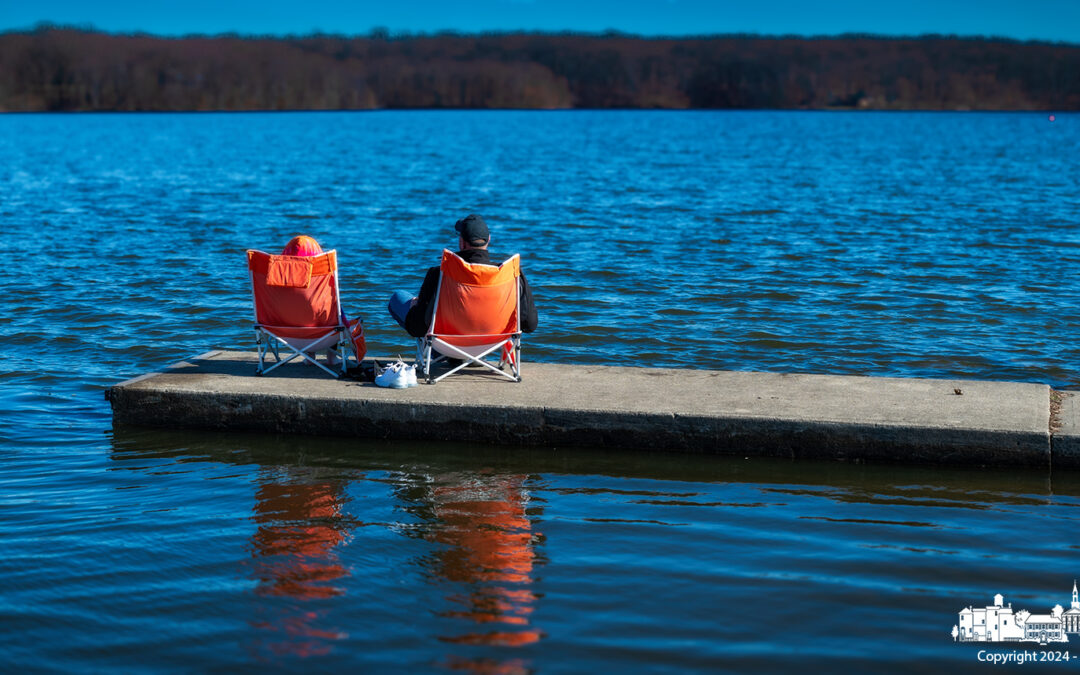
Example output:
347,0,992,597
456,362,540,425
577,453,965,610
90,427,1080,672
424,476,540,639
392,469,544,673
242,460,544,666
248,470,353,658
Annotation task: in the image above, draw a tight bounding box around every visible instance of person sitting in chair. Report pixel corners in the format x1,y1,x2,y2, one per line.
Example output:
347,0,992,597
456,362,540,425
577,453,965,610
282,234,341,367
388,214,538,343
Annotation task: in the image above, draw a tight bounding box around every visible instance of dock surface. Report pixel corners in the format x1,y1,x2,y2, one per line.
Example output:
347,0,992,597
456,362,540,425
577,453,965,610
107,351,1076,468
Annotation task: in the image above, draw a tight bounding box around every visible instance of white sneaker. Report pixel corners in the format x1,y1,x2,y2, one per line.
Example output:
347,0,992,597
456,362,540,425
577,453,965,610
403,363,418,387
375,361,409,389
326,349,340,367
374,362,395,387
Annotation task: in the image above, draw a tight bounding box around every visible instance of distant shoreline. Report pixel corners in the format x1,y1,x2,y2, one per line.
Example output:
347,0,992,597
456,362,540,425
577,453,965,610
3,28,1078,112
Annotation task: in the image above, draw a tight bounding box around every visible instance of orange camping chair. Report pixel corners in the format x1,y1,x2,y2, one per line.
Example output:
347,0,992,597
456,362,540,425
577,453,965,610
418,250,523,384
246,249,366,378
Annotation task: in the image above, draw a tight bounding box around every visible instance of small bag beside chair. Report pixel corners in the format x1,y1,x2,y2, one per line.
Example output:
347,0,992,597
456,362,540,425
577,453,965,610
246,249,366,378
418,250,523,384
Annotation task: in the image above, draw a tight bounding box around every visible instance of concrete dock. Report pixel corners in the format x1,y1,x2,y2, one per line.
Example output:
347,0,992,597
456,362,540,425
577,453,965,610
106,350,1080,468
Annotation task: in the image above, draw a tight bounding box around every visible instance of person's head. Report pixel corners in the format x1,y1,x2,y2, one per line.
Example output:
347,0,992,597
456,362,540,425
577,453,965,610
282,235,323,257
454,214,490,250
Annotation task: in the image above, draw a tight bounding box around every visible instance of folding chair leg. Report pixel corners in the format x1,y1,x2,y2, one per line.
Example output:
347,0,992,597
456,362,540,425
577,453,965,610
423,341,434,384
335,329,349,376
496,338,522,380
255,330,266,375
496,337,522,381
514,336,522,381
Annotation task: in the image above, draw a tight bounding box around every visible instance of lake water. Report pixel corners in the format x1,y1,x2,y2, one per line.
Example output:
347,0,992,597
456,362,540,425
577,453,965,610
3,111,1080,671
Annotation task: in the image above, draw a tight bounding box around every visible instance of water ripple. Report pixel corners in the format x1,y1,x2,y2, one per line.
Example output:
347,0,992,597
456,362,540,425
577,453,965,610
2,111,1080,671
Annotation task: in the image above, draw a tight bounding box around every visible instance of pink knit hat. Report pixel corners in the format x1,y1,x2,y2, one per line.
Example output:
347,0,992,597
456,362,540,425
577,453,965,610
282,235,323,257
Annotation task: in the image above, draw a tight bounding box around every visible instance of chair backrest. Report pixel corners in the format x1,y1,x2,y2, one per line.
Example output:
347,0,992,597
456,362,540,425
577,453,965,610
247,250,341,329
431,250,520,345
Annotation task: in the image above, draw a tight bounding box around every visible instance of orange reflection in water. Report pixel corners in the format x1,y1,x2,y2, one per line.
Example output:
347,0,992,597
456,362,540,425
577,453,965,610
425,475,544,657
443,656,533,675
249,478,351,658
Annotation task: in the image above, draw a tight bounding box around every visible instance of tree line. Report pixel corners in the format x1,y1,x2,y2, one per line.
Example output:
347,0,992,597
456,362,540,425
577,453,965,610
1,28,1077,111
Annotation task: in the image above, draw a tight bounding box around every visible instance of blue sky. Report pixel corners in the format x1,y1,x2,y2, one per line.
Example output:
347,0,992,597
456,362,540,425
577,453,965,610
1,0,1078,43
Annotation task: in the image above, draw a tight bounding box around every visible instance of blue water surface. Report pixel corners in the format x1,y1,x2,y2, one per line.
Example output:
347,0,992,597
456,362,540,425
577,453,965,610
2,111,1080,672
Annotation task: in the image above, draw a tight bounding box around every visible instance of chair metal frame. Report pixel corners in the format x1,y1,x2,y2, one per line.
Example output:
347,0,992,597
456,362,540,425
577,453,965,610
252,322,355,379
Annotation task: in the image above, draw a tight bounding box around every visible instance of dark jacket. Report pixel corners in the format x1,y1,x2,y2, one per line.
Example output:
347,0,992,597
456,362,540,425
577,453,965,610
404,248,538,338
